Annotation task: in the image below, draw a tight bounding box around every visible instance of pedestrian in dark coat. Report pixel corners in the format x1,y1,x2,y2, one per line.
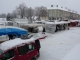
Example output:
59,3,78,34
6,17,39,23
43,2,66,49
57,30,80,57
42,27,46,34
8,35,13,40
35,40,41,53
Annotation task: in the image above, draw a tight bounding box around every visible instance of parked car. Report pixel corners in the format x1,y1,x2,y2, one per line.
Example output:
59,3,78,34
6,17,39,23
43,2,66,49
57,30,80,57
0,34,42,60
78,20,80,27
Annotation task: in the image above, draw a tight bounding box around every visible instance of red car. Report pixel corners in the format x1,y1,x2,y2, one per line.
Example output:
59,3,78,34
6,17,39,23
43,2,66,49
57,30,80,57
0,34,46,60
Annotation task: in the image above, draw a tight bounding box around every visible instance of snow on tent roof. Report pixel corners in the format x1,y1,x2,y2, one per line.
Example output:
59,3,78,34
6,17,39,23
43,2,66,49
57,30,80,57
24,24,44,27
45,21,70,25
15,21,28,24
45,22,54,24
13,19,28,22
0,38,35,51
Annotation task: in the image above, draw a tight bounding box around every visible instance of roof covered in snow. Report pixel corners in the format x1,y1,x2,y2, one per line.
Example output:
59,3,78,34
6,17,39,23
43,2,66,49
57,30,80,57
14,21,28,24
23,24,44,27
48,7,68,12
47,6,76,13
34,20,45,23
0,33,46,51
0,38,35,51
70,20,80,22
45,21,70,25
12,19,28,23
0,26,26,31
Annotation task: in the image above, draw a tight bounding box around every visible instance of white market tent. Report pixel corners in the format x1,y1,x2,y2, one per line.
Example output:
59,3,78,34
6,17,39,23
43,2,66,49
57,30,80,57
45,21,70,33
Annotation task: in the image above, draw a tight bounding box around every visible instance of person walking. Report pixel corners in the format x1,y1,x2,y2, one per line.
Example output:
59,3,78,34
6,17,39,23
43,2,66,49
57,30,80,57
42,27,46,34
8,35,13,40
35,40,41,57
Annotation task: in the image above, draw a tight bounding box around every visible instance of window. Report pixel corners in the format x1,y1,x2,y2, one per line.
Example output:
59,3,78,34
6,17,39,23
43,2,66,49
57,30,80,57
1,49,14,60
28,44,35,51
0,49,3,55
7,22,13,26
18,44,35,55
18,45,28,55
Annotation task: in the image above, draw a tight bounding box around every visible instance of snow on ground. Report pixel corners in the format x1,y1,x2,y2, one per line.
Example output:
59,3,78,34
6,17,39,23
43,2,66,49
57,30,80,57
38,27,80,60
0,35,9,41
62,44,80,60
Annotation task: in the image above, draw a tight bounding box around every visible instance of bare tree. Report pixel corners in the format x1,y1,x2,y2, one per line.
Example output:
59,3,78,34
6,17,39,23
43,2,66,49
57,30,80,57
35,7,41,20
40,6,48,17
0,13,6,18
16,3,27,18
27,7,34,23
35,6,48,20
30,9,35,20
11,10,18,18
6,13,11,21
27,7,33,18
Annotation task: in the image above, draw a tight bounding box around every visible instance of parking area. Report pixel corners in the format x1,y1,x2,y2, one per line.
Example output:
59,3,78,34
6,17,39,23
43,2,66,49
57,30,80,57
38,27,80,60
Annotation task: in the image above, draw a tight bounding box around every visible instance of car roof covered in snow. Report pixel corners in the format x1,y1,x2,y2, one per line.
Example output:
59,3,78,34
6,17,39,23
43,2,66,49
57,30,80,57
0,33,46,51
0,37,35,51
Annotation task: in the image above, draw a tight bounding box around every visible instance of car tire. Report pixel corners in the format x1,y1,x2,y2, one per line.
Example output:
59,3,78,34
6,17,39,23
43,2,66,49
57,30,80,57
30,57,36,60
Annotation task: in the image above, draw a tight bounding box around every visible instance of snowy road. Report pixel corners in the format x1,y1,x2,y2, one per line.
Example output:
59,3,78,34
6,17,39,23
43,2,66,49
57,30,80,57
38,27,80,60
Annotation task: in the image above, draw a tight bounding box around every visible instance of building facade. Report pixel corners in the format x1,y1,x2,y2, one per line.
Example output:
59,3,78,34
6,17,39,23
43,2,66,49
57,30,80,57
48,7,80,20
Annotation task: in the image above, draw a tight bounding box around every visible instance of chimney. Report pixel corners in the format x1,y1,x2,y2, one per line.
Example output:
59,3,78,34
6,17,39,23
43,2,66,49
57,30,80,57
51,5,53,7
56,5,58,7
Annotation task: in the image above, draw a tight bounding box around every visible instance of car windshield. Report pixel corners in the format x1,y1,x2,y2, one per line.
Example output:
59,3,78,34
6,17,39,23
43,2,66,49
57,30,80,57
32,34,41,39
0,49,3,55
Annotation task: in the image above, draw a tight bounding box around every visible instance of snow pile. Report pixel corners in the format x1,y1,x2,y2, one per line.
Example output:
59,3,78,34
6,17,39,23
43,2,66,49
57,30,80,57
38,26,43,32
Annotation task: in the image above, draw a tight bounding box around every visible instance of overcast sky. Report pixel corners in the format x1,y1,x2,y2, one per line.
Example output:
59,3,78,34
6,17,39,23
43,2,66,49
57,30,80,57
0,0,80,14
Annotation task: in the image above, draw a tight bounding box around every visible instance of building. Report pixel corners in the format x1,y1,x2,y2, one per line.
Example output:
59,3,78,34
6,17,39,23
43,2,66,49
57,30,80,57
48,6,80,20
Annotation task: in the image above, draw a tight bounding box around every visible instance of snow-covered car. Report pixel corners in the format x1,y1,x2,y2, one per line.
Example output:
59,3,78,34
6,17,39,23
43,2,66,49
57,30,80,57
0,34,47,60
